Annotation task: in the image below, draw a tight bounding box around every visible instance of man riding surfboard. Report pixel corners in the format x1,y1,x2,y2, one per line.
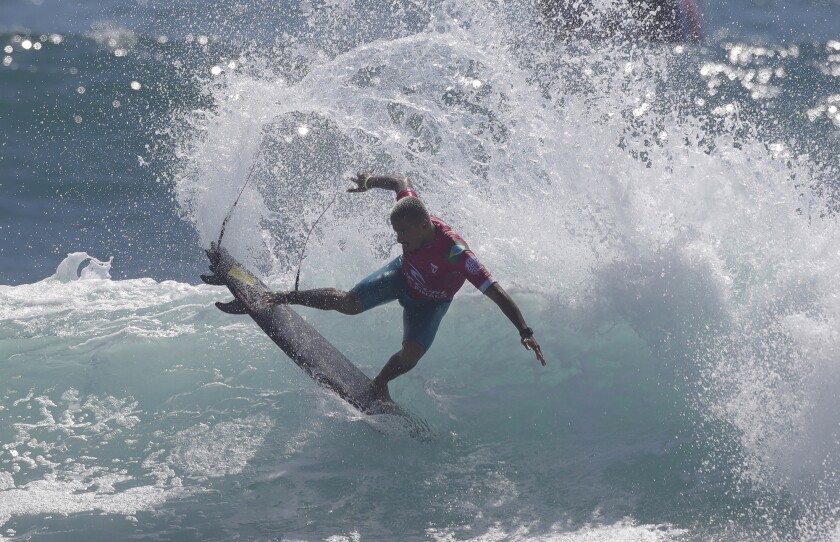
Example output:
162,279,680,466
262,173,545,402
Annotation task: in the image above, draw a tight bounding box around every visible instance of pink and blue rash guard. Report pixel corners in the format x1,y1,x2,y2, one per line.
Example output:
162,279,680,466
397,190,496,301
348,188,495,350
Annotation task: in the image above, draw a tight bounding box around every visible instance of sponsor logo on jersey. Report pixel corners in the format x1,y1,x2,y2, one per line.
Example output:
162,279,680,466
404,260,450,300
406,261,426,286
430,263,438,274
464,255,483,275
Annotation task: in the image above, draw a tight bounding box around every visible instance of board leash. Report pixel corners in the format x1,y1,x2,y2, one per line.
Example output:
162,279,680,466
217,147,263,249
216,145,338,293
294,192,338,291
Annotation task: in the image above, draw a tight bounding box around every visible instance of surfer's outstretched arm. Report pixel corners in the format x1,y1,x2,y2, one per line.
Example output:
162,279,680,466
484,283,546,366
348,172,411,194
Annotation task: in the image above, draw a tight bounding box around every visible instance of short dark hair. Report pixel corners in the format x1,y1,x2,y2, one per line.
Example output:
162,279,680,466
390,196,430,224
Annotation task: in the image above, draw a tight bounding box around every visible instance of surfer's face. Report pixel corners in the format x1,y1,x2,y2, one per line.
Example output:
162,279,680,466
391,217,431,253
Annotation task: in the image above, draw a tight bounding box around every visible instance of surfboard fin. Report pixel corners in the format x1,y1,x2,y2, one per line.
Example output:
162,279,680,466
200,273,226,286
215,299,248,314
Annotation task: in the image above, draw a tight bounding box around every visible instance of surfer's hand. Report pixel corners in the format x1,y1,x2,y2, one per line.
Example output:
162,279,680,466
261,291,289,306
522,336,545,366
348,172,373,193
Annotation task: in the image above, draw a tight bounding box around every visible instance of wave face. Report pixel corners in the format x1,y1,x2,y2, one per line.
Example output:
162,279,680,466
3,0,840,539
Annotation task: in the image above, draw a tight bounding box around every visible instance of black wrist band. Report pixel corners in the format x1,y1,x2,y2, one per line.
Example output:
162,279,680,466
519,326,533,339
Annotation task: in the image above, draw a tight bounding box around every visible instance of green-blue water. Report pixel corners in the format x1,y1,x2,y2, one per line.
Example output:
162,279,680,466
2,0,840,540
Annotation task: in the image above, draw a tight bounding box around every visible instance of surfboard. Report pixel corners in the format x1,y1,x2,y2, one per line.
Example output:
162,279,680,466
202,242,428,434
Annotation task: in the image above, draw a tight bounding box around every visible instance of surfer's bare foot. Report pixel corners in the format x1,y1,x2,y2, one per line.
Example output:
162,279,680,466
261,291,290,306
370,377,393,403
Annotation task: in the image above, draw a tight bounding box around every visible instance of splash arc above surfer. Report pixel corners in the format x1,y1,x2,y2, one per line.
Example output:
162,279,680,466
261,173,545,402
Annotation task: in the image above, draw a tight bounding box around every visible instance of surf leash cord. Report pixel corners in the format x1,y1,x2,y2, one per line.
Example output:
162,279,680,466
294,192,338,291
216,143,338,292
217,146,263,249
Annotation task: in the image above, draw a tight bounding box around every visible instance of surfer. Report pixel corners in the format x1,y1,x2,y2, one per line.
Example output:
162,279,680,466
261,173,545,402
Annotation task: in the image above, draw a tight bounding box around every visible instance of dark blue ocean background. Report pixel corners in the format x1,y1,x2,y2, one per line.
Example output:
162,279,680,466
2,0,840,541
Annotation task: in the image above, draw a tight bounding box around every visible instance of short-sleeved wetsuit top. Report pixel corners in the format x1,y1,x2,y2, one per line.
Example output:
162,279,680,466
396,189,496,301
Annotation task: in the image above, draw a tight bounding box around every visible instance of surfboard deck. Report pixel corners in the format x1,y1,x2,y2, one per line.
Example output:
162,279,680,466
203,242,412,420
